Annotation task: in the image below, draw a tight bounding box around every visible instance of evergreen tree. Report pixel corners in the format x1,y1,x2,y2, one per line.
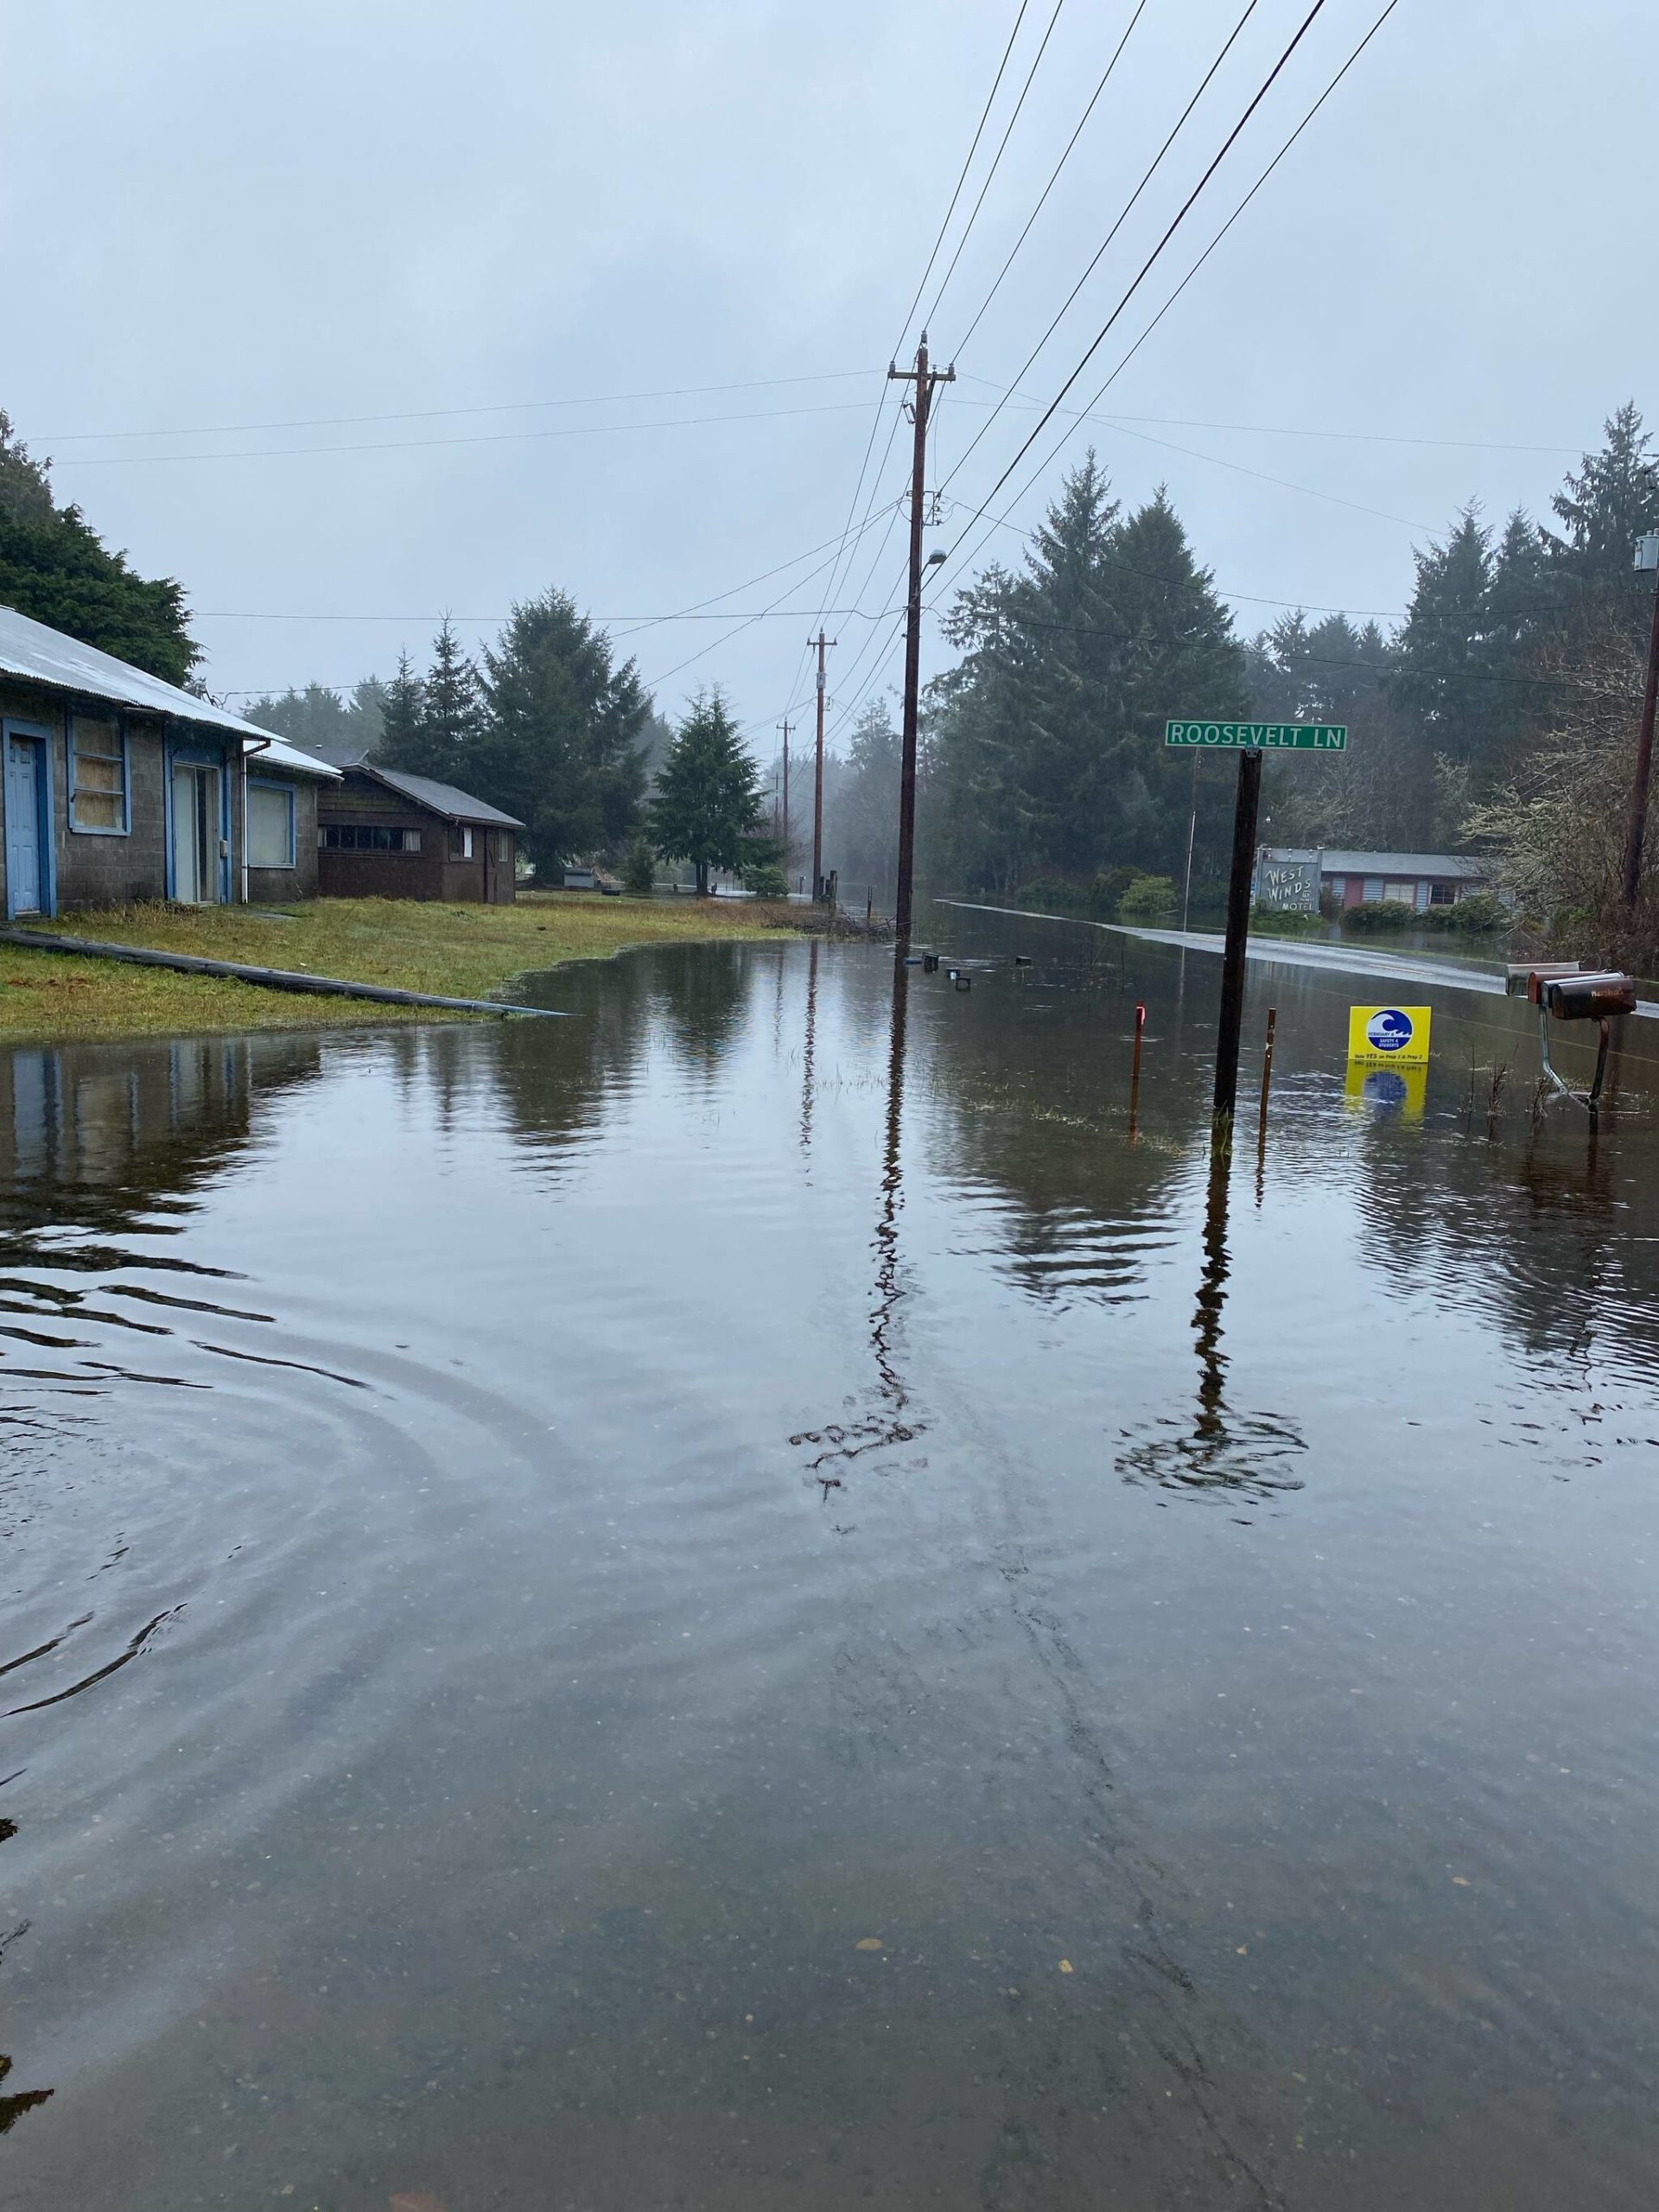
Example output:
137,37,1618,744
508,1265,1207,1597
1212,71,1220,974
378,652,428,770
423,615,485,761
649,689,764,894
1544,402,1659,584
475,590,648,867
926,456,1249,890
1488,508,1548,640
0,409,199,683
1390,507,1502,770
825,697,903,892
242,677,385,764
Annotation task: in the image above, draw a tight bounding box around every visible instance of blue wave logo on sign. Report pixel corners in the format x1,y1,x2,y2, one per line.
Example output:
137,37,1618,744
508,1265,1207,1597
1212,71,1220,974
1364,1008,1414,1052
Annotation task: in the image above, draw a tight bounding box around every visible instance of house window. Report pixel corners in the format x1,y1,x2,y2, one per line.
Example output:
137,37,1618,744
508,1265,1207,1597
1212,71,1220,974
68,709,129,834
1428,881,1455,906
248,780,296,868
449,825,474,859
321,823,422,851
1362,876,1384,902
490,830,510,862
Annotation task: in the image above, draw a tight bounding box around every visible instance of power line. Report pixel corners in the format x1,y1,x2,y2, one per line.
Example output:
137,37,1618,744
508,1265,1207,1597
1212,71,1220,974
940,0,1266,493
195,604,908,625
603,497,903,639
944,392,1433,530
924,0,1071,334
949,494,1637,625
952,377,1586,456
926,0,1396,613
892,0,1036,359
944,0,1337,531
804,0,1048,652
804,0,1043,652
36,369,883,446
639,511,905,691
49,397,879,469
950,0,1152,359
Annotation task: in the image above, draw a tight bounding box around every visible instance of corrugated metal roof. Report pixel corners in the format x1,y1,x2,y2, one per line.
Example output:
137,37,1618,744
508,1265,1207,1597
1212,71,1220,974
0,603,339,778
1316,850,1488,879
286,729,375,769
349,764,524,829
247,734,342,780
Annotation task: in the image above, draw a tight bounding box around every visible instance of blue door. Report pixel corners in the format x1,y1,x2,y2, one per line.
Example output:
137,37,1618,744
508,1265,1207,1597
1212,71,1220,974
5,734,45,916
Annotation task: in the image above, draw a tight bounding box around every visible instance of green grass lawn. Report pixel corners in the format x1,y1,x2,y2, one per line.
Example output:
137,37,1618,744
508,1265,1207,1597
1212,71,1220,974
0,893,798,1041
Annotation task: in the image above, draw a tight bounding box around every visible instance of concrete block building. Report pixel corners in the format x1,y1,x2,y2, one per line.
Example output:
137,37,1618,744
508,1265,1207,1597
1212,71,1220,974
0,605,337,918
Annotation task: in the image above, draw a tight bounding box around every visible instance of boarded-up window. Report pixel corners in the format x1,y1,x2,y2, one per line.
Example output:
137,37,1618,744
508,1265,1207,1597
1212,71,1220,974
69,710,128,833
249,782,295,868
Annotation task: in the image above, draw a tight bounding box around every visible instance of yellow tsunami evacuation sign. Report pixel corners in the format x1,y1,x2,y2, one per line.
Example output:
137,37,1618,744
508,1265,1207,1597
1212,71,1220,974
1347,1005,1432,1066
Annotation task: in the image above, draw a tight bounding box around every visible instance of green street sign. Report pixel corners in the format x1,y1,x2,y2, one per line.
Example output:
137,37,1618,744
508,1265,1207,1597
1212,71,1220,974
1165,719,1347,752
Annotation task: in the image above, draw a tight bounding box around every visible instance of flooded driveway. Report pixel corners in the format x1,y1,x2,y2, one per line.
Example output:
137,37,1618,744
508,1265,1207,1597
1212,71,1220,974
2,923,1657,2209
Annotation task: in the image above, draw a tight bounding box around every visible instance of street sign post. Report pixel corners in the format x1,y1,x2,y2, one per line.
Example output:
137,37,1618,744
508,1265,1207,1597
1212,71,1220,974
1171,719,1349,1152
1166,720,1347,751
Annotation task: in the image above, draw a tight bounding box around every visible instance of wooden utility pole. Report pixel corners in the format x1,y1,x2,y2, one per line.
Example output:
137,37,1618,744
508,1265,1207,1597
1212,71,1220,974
808,630,836,899
1621,538,1659,906
776,717,791,866
887,333,954,951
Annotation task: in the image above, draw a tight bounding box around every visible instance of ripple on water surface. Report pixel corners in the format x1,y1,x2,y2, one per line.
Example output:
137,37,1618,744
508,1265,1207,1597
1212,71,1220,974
0,946,1657,2210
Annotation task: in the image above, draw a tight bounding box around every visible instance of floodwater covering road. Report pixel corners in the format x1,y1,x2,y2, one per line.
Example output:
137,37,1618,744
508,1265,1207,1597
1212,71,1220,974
2,920,1657,2209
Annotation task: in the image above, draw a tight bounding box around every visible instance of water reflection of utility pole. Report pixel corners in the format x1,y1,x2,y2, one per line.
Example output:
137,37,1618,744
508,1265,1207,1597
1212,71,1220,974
788,958,918,1504
799,939,819,1154
871,959,910,1408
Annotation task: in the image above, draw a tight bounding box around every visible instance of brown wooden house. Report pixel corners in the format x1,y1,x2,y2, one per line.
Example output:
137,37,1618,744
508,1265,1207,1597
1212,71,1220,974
316,766,523,903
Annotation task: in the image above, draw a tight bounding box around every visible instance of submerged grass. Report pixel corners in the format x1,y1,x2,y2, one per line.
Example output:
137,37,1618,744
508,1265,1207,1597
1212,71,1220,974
0,893,797,1041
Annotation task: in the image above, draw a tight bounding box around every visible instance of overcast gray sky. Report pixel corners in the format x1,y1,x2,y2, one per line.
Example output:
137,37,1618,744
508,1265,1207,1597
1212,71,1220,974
4,0,1654,752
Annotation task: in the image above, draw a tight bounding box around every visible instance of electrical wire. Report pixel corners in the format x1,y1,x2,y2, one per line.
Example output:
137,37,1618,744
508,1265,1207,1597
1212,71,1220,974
892,0,1036,359
939,0,1266,494
924,0,1071,334
927,0,1383,612
197,605,909,625
949,0,1151,359
50,397,882,470
639,514,906,692
952,376,1585,456
36,370,884,447
803,0,1044,643
943,391,1434,530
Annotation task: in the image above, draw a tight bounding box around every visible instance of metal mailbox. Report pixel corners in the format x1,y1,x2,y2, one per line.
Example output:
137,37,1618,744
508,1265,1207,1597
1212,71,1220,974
1539,970,1637,1021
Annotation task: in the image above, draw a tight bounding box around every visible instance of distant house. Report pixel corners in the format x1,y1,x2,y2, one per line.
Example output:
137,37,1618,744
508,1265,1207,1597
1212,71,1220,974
316,766,523,904
1255,847,1491,915
0,604,338,918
